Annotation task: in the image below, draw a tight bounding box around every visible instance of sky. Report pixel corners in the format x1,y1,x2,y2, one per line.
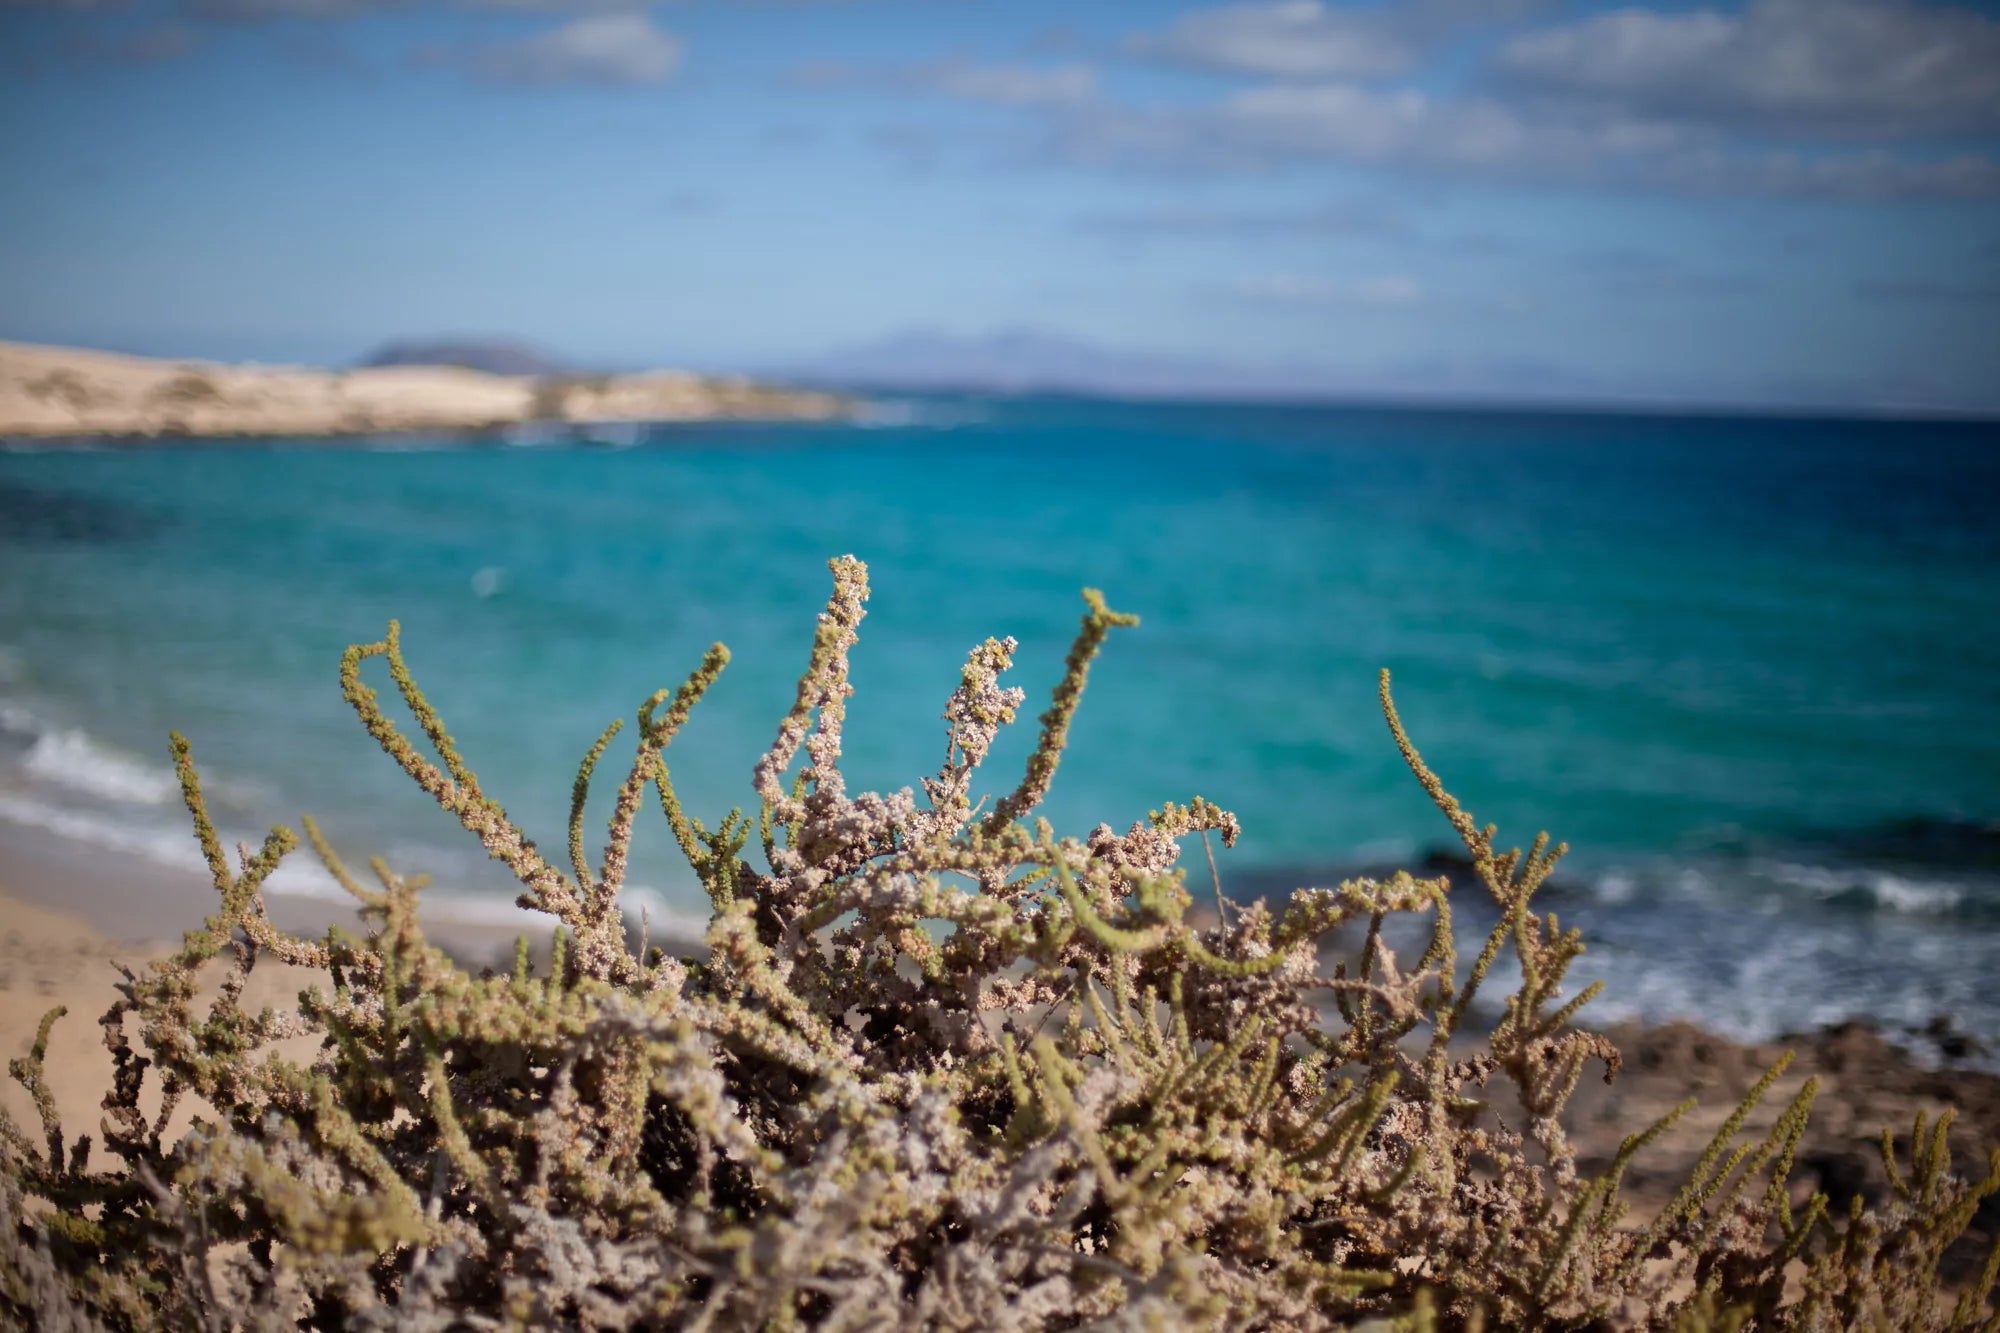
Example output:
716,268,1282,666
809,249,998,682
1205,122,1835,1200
2,0,1998,413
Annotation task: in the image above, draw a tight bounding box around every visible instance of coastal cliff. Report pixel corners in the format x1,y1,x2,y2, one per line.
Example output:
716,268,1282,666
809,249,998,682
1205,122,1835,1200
0,339,853,438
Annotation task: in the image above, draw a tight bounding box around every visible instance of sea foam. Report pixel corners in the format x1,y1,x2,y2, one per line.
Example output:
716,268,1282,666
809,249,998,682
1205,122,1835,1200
23,730,181,805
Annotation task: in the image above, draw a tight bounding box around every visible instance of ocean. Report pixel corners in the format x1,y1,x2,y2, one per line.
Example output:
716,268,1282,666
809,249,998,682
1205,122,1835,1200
3,397,1997,1048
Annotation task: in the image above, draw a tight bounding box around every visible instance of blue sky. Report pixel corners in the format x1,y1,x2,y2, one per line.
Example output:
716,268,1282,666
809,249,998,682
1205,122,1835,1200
2,0,1997,412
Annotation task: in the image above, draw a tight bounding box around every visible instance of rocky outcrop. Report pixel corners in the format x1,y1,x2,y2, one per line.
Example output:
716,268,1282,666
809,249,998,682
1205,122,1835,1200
1558,1018,2000,1284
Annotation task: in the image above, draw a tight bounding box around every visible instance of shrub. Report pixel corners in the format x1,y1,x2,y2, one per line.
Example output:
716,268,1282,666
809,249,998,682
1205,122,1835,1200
4,556,1996,1330
147,372,226,407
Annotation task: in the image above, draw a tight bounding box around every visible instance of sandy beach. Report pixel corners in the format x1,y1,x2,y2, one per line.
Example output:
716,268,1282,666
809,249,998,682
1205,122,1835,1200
0,885,324,1175
0,826,549,1173
0,340,853,439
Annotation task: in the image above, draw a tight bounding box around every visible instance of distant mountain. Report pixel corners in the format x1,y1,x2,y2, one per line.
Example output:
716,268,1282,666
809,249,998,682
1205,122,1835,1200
359,339,566,378
793,328,1681,410
792,328,1334,400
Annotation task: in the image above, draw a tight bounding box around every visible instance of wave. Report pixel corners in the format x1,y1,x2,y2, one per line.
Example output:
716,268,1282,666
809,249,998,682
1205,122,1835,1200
22,729,182,805
0,794,209,872
1754,859,1976,917
1,673,278,806
0,671,710,946
0,699,43,736
0,789,710,950
1310,836,2000,922
1204,837,2000,1056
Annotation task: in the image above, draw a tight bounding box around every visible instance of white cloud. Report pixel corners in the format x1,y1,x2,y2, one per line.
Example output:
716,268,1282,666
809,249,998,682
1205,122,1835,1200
1496,0,2000,139
1218,83,1544,165
1072,0,2000,196
1061,80,1698,173
1136,1,1418,80
1133,0,1555,80
458,13,680,86
1048,76,2000,197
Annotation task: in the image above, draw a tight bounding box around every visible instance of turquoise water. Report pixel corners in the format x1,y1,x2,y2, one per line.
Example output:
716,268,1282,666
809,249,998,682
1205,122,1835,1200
3,399,1997,1043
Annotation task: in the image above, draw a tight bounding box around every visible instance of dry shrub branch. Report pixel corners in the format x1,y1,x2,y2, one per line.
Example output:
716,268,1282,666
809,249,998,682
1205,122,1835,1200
4,556,1996,1330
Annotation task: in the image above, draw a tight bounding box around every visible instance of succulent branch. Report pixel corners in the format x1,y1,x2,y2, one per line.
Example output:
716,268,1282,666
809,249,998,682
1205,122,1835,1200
2,558,1991,1331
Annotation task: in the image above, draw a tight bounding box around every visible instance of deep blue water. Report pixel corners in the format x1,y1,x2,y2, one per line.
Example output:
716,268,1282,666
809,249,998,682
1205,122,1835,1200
3,398,1997,1044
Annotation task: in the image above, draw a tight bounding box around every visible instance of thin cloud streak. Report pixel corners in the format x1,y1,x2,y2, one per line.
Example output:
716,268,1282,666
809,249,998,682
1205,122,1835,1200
1495,0,2000,140
431,13,682,87
1130,0,1552,81
1037,82,2000,198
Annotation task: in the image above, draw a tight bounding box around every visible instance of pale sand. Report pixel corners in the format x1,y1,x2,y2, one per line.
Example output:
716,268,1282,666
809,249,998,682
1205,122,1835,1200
0,339,852,439
0,890,328,1173
0,823,592,1167
0,890,160,1161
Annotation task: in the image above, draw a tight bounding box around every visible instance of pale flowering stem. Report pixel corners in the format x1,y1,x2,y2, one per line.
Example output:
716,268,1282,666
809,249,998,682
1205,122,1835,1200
382,620,478,792
985,589,1136,835
569,718,624,895
341,626,578,922
1201,828,1229,927
752,555,869,824
599,644,730,909
919,636,1024,840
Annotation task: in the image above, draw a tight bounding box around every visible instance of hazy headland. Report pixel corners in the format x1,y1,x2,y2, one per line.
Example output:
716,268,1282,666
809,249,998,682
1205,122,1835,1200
0,338,854,439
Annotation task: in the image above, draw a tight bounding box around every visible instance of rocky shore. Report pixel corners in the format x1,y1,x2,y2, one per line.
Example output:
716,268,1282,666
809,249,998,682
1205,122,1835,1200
0,339,854,439
1560,1019,2000,1282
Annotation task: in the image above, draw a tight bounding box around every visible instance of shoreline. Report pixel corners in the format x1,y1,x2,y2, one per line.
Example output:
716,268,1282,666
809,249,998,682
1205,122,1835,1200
0,816,703,1174
0,815,550,960
0,339,856,440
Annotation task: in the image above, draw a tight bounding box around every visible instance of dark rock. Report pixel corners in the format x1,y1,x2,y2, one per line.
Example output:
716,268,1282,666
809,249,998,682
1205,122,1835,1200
1918,1013,1991,1063
1798,1147,1890,1210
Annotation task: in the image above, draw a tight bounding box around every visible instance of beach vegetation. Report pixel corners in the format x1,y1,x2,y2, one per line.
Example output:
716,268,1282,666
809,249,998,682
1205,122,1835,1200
3,556,1995,1330
147,372,226,407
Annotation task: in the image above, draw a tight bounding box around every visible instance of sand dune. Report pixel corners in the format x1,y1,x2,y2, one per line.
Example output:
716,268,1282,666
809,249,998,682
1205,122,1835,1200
0,340,852,439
